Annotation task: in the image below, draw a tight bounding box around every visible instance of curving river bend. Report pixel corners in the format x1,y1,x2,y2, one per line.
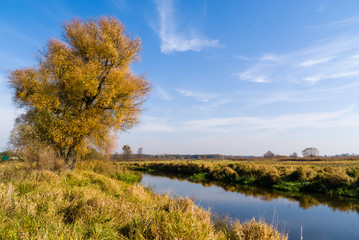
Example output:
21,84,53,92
140,173,359,240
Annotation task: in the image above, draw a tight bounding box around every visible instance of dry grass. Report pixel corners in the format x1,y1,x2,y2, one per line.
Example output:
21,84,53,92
18,144,67,172
129,157,359,198
0,159,287,239
229,218,287,240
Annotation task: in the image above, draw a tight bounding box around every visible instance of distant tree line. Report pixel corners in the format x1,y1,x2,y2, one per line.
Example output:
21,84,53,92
111,152,227,161
86,144,359,161
263,147,320,158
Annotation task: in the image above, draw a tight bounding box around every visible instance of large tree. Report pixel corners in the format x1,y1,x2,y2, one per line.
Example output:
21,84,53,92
9,17,150,169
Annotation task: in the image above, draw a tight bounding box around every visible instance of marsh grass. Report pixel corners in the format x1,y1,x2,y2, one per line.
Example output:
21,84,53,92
130,157,359,198
0,159,287,239
112,172,142,184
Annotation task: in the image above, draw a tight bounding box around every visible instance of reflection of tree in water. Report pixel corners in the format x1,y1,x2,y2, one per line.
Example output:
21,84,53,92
216,182,359,213
144,172,359,214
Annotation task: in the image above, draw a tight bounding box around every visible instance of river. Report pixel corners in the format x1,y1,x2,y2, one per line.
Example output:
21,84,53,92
140,173,359,240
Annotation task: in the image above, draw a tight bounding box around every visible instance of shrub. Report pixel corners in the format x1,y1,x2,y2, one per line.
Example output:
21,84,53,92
346,168,359,178
19,144,66,172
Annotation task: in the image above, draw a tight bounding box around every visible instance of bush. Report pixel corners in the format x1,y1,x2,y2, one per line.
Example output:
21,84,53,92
19,144,66,172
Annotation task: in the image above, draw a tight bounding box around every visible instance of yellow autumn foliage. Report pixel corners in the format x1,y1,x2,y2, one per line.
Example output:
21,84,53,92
9,17,150,169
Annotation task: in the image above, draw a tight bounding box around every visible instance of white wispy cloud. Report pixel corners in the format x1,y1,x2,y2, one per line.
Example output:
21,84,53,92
110,0,127,10
176,89,217,102
305,15,359,30
0,23,40,47
154,0,221,54
0,74,5,83
233,55,252,61
137,115,178,132
237,73,270,83
154,86,172,101
299,56,334,66
194,99,231,111
184,105,359,133
259,53,281,61
131,105,359,136
240,79,359,108
244,92,328,108
139,122,177,132
316,4,325,12
236,33,359,84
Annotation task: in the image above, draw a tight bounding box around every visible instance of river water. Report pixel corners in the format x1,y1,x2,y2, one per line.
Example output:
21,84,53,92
140,173,359,240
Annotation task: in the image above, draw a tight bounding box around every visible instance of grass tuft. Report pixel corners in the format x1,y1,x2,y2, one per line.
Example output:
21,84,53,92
229,218,288,240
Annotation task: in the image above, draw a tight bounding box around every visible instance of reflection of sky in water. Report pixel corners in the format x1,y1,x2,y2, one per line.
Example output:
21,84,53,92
141,174,359,240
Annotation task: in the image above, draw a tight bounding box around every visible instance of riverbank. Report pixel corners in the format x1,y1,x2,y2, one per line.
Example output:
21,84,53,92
142,171,359,214
0,160,287,239
128,158,359,198
140,172,359,240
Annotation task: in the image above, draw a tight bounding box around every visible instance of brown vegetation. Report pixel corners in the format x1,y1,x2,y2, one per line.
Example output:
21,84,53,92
129,157,359,198
0,160,287,239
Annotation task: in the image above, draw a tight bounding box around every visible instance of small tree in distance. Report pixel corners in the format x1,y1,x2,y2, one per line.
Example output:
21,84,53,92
290,152,298,157
263,151,275,158
122,145,132,160
302,147,319,157
137,147,143,159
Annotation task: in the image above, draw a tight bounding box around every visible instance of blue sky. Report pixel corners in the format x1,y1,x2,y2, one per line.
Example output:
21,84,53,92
1,0,359,156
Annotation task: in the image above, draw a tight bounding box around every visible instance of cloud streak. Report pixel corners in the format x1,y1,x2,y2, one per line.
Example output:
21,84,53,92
137,116,178,132
243,81,359,108
305,15,359,30
316,4,325,12
236,34,359,84
155,0,221,54
154,86,172,101
184,105,358,133
135,105,359,135
176,89,217,102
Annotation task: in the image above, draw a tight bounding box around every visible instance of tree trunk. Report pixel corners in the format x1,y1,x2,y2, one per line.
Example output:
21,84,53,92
64,146,76,170
69,157,76,170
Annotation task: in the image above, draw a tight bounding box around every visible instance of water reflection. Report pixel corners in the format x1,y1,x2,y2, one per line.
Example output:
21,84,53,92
140,173,359,240
146,172,359,214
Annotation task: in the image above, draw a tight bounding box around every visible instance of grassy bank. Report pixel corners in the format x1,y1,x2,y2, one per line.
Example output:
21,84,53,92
0,160,287,239
129,158,359,198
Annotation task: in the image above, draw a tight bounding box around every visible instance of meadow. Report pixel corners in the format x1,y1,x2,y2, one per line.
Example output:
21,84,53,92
127,156,359,198
0,159,287,240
